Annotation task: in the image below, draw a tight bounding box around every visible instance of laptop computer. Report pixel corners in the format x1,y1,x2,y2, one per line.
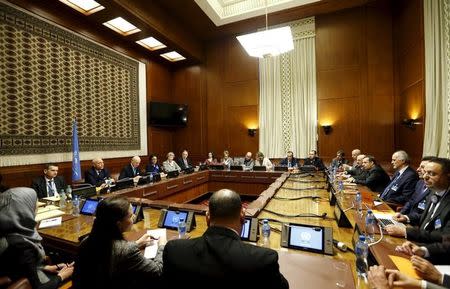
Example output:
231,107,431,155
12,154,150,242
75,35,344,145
230,165,243,171
183,167,195,174
208,165,224,170
274,166,288,172
152,173,162,182
252,166,266,171
111,178,134,191
300,165,316,172
72,185,96,199
167,170,180,178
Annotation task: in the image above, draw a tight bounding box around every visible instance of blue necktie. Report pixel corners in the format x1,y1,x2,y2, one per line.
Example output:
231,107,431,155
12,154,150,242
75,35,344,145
380,172,400,199
47,180,55,197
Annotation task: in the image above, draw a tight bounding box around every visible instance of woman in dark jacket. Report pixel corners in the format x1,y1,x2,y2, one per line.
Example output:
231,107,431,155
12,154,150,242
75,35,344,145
73,196,163,289
0,187,73,289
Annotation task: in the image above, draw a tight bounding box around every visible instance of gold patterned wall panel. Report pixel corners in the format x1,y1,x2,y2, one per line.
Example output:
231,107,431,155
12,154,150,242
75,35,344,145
0,2,140,156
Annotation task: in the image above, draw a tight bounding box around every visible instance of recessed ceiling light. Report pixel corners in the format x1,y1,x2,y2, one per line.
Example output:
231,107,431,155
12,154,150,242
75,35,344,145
103,17,141,36
160,51,186,62
59,0,105,15
136,37,167,51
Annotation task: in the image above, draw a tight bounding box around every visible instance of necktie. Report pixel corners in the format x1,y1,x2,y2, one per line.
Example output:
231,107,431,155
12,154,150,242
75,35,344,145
380,172,400,199
47,180,55,197
421,193,442,230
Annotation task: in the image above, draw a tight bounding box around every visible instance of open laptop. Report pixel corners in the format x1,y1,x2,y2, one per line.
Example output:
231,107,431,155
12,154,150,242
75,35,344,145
229,165,243,171
252,166,266,171
274,166,289,172
208,165,224,170
372,211,405,228
167,170,180,178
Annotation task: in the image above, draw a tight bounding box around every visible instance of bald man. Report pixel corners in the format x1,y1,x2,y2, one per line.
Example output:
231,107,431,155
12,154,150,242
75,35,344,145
119,156,142,180
163,189,289,289
85,158,111,187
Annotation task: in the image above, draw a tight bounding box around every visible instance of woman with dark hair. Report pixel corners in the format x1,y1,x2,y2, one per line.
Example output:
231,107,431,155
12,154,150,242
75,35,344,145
73,196,163,289
146,154,161,174
0,187,73,289
204,152,217,166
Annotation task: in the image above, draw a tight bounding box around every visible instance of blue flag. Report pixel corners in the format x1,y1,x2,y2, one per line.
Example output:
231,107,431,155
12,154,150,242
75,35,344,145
72,118,82,182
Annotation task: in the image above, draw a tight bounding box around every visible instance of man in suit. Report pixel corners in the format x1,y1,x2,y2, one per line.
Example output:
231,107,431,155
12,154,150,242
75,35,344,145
84,158,111,187
163,189,289,289
279,151,299,168
119,156,142,180
396,234,450,265
31,163,67,199
385,158,450,244
329,150,348,170
303,149,325,170
379,150,419,205
241,151,254,171
352,155,390,192
176,150,192,171
393,156,435,224
342,154,366,180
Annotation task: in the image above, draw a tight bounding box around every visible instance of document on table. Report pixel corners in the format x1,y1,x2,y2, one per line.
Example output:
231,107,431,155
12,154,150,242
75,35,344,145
144,229,166,259
38,217,62,229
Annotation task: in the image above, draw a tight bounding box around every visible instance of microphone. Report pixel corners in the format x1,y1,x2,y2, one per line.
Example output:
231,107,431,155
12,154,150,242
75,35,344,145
333,239,347,252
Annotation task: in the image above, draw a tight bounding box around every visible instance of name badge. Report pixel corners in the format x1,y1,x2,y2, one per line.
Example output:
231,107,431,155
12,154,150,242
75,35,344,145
392,185,398,192
435,219,442,229
418,201,426,211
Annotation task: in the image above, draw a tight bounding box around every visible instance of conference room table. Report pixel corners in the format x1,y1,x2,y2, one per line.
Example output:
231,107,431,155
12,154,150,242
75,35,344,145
37,170,413,289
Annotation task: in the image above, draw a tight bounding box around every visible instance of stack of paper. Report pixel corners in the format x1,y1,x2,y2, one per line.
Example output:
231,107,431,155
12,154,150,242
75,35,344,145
144,229,166,259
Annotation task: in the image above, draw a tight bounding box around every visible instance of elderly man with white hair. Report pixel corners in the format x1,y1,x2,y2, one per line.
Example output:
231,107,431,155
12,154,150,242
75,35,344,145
85,158,112,187
119,156,142,180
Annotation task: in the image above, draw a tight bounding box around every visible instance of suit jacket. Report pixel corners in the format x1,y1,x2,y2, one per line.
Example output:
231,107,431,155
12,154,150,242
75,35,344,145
406,191,450,244
330,158,348,170
31,176,67,199
303,157,325,170
84,167,111,187
425,234,450,265
354,165,390,193
347,165,363,177
146,163,161,174
381,166,419,205
426,280,448,289
176,157,192,170
401,180,429,223
119,164,141,180
163,226,289,289
279,158,299,168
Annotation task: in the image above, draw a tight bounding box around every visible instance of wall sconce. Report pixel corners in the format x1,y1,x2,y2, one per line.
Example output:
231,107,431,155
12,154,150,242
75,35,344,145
248,128,257,137
401,118,421,129
322,125,332,135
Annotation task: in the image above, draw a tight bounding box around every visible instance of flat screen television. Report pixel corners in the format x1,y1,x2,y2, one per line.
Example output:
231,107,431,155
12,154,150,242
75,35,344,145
148,101,188,127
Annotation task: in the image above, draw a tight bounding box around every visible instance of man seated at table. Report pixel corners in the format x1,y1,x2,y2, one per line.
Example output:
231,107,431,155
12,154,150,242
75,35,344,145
393,156,434,224
303,149,325,170
240,152,254,171
162,189,289,289
396,234,450,265
350,155,390,193
146,154,162,174
163,152,181,172
385,158,450,244
176,149,192,171
85,158,112,187
254,151,273,171
342,154,365,178
379,150,419,205
279,151,299,169
31,163,67,199
119,156,142,180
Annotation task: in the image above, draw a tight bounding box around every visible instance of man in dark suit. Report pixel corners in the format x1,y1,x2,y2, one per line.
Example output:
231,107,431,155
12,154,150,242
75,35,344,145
84,158,111,187
176,149,192,171
385,158,450,245
397,234,450,265
353,155,390,193
163,189,289,289
303,149,325,170
379,150,419,205
119,156,142,180
31,163,67,199
279,151,299,168
343,154,366,180
393,156,435,224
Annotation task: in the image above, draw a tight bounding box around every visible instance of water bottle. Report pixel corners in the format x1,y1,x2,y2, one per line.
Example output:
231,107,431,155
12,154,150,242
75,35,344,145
59,190,66,209
178,218,187,239
261,219,271,247
66,185,72,199
355,235,368,278
365,210,376,242
72,195,80,216
338,180,344,192
149,173,153,184
355,191,362,217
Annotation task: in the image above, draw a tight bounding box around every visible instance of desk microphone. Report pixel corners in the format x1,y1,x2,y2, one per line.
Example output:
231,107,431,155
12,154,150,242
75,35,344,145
333,239,347,252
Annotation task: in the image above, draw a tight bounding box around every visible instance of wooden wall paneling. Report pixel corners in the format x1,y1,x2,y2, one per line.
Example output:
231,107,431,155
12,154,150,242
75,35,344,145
227,105,259,157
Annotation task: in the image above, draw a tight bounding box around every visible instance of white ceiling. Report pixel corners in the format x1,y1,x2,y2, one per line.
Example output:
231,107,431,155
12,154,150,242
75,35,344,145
194,0,321,26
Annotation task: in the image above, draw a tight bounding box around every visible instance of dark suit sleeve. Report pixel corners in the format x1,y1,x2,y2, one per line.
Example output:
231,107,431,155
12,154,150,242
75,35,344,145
31,178,44,199
443,274,450,288
119,167,128,180
406,227,445,243
355,170,379,188
263,251,289,289
118,243,163,277
388,171,418,204
84,169,96,186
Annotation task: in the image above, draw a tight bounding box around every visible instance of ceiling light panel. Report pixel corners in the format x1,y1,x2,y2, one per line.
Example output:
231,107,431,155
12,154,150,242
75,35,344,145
59,0,105,15
103,17,141,36
136,37,167,51
160,51,186,62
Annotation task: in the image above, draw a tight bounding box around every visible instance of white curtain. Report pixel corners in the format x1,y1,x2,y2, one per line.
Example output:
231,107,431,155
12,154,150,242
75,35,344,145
423,0,450,158
259,17,317,158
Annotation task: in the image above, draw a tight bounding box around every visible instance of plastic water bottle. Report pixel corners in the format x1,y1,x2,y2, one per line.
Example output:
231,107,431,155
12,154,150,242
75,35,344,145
261,219,271,247
59,190,66,209
355,191,362,217
365,210,376,242
355,235,368,278
338,180,344,192
149,173,153,184
72,195,80,216
178,218,187,239
66,185,72,199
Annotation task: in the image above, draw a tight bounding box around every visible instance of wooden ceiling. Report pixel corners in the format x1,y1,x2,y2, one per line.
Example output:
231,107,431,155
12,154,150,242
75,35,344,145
8,0,373,66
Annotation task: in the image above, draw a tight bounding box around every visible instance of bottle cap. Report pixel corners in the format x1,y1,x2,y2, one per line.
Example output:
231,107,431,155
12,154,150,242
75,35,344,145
359,235,366,241
367,209,372,214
